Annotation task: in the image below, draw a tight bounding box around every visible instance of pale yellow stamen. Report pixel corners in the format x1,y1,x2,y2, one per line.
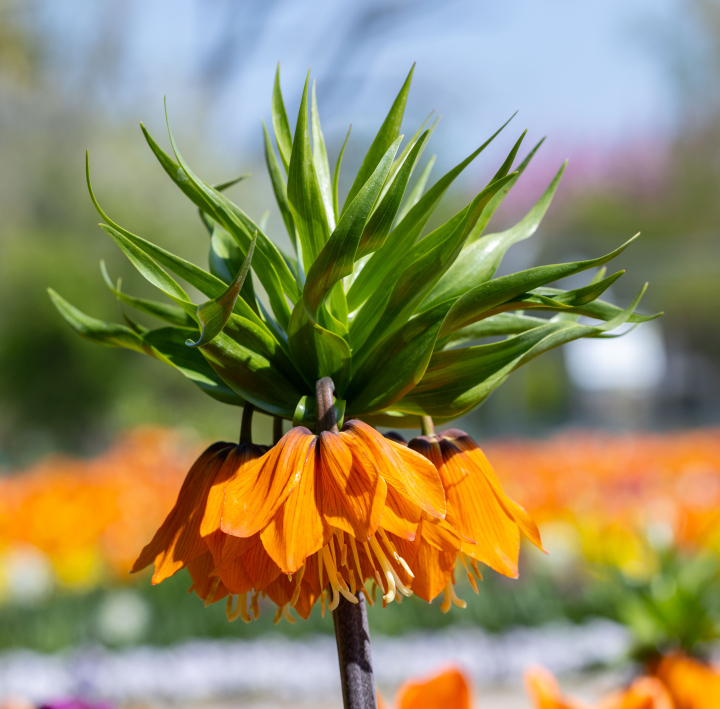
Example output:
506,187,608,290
362,586,373,606
363,541,386,591
467,572,479,594
273,605,283,624
282,604,295,624
369,535,413,602
289,564,306,608
204,577,221,607
440,578,467,613
378,528,415,579
322,546,357,608
251,592,260,619
349,535,363,580
320,589,327,618
348,569,357,595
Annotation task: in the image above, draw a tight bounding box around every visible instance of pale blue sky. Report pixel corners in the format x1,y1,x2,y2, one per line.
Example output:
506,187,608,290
37,0,700,168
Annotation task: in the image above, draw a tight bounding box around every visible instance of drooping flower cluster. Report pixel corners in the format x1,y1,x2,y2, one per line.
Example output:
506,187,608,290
132,418,542,622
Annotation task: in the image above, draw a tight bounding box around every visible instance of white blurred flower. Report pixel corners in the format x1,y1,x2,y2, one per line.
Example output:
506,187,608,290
0,545,54,605
96,589,151,645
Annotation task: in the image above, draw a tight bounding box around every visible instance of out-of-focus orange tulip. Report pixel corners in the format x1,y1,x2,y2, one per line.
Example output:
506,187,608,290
377,666,472,709
525,666,673,709
654,652,720,709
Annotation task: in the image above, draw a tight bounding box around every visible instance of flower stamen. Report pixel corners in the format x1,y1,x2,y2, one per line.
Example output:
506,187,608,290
440,578,467,613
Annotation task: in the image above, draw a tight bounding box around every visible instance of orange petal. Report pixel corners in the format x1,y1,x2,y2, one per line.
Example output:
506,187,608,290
342,420,446,519
221,533,260,564
293,578,320,620
449,431,544,551
132,443,234,583
215,555,253,595
524,666,589,709
261,438,332,574
200,443,265,539
655,653,720,709
438,438,520,577
263,573,296,607
221,427,315,538
187,551,229,604
421,516,462,554
241,539,282,592
380,486,422,541
318,431,387,542
397,666,472,709
597,677,673,709
411,537,456,602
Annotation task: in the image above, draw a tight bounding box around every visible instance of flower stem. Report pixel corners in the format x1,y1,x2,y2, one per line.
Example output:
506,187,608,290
273,416,284,444
316,377,377,709
420,415,435,436
240,403,254,444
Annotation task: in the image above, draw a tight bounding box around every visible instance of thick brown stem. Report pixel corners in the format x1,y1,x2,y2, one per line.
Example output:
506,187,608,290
315,377,377,709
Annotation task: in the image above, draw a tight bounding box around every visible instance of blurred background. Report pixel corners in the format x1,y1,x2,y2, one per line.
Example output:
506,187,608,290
0,0,719,706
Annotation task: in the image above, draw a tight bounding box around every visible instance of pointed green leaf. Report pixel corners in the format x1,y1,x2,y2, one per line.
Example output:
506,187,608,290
100,261,194,328
141,123,298,326
332,125,351,224
49,289,150,354
262,120,298,253
468,137,546,243
99,224,197,316
143,327,245,405
395,154,435,224
350,173,517,356
287,73,331,272
440,313,552,347
303,137,401,319
343,64,414,210
288,300,352,395
422,162,566,310
346,114,515,312
356,131,429,258
311,80,335,231
439,235,640,338
272,64,293,172
187,233,257,347
397,286,648,418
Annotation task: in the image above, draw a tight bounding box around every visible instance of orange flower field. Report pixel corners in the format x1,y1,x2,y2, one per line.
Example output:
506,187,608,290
0,427,719,595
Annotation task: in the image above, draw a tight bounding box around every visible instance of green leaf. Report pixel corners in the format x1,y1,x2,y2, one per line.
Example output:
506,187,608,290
272,64,293,172
262,120,298,256
345,304,446,416
332,125,351,225
143,327,245,405
422,162,566,311
287,72,331,273
346,114,515,312
141,122,298,326
469,138,546,243
395,154,435,224
99,224,196,316
343,64,414,211
197,307,307,414
350,173,518,356
303,137,401,319
287,301,353,395
439,313,551,348
439,235,640,338
186,232,257,347
207,221,257,310
100,261,195,328
49,289,151,354
397,287,649,417
311,80,335,231
357,131,429,258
